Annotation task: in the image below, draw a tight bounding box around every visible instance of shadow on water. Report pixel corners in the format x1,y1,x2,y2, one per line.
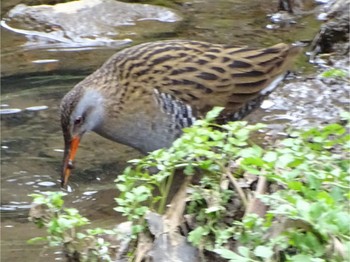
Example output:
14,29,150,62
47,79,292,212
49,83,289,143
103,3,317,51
2,0,347,261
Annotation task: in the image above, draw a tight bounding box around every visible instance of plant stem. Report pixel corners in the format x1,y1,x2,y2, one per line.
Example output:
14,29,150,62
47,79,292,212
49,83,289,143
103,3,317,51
225,169,248,208
158,170,175,214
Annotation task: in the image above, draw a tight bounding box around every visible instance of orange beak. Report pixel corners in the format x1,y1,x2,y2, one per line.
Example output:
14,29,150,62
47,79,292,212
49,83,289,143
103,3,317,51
61,136,81,188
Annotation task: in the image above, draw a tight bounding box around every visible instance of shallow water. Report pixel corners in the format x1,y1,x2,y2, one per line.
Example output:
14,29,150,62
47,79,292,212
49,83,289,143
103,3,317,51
1,0,348,261
1,75,143,260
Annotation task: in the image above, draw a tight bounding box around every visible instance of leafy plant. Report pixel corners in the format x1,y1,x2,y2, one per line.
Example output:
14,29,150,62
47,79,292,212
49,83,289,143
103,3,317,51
115,108,350,261
211,114,350,261
320,68,348,79
28,192,116,262
114,107,264,235
30,109,350,261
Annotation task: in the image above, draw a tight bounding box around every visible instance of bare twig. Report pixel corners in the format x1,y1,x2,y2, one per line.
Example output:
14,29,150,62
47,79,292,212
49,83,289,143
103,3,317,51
244,176,267,217
225,169,248,208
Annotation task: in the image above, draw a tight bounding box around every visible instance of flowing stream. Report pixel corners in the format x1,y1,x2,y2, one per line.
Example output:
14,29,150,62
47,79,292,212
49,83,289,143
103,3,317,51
1,0,348,261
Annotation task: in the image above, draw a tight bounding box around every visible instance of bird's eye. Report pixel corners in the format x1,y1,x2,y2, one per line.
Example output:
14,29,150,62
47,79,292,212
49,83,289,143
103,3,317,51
74,116,83,126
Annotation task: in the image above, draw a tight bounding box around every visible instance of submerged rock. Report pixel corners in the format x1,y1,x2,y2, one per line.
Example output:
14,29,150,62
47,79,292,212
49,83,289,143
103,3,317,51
1,0,181,49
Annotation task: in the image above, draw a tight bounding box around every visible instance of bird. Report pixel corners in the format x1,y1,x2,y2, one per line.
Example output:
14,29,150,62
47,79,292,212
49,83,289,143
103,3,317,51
60,39,301,187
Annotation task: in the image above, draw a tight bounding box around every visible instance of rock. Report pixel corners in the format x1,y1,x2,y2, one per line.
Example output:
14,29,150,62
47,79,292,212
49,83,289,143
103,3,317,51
136,176,199,262
2,0,181,49
310,0,349,59
1,0,182,77
278,0,317,13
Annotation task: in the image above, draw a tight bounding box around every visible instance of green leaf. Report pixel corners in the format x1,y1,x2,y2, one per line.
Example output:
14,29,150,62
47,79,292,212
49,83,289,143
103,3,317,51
205,107,224,120
56,217,73,229
254,245,273,259
116,183,127,192
238,246,250,257
27,237,47,244
188,226,209,246
64,208,79,216
296,199,310,214
239,146,263,158
184,164,197,176
276,154,295,168
131,224,145,235
263,151,278,162
288,254,314,262
321,68,348,79
51,193,65,208
87,228,107,235
214,248,250,261
287,181,303,191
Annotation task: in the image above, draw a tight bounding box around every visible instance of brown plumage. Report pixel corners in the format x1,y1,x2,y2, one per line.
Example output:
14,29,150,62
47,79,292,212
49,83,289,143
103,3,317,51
60,40,302,187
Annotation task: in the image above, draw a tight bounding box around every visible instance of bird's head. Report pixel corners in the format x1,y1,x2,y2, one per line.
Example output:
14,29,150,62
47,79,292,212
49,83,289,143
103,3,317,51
60,86,105,188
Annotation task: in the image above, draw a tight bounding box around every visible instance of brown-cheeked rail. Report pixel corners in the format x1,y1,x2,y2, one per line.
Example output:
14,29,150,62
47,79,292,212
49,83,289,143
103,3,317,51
60,40,301,187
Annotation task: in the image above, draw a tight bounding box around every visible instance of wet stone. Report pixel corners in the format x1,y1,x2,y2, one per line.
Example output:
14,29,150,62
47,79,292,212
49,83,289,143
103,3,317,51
3,0,181,49
0,108,22,114
37,181,56,187
25,105,48,111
